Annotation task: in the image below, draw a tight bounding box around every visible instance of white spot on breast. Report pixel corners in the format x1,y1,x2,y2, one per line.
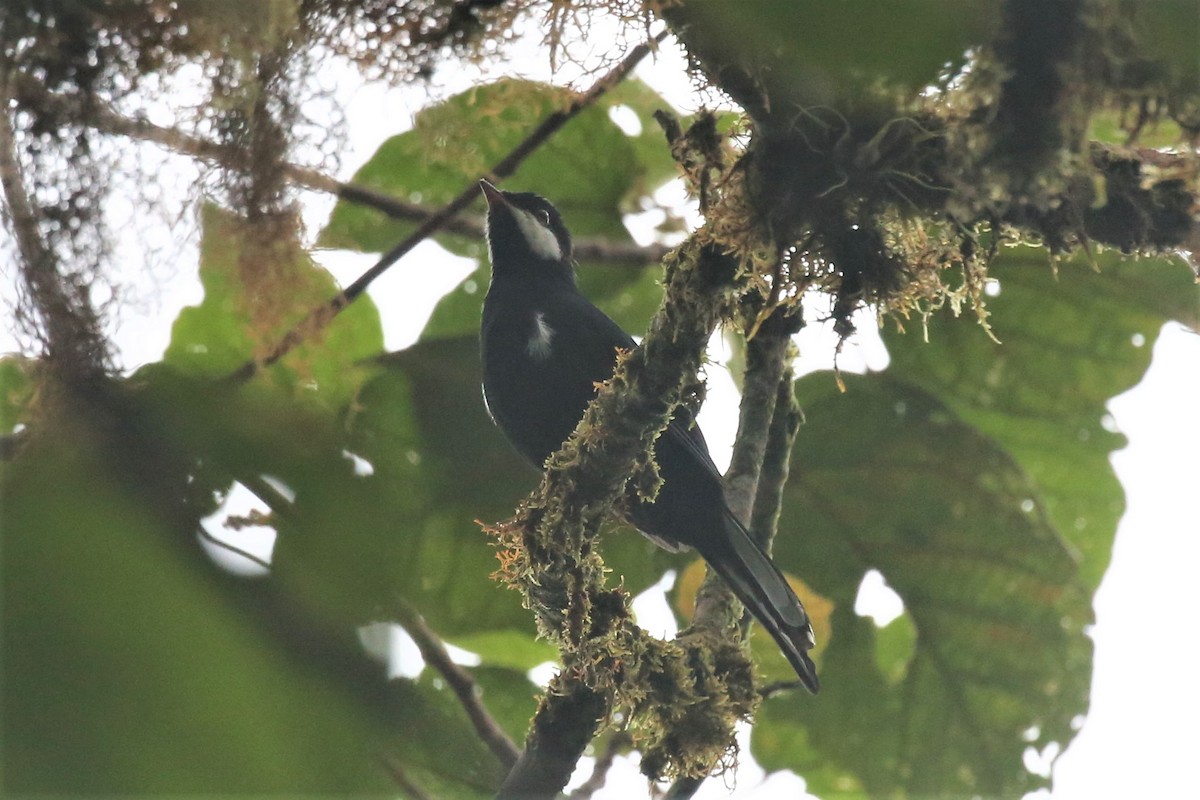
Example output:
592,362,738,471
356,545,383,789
526,311,555,359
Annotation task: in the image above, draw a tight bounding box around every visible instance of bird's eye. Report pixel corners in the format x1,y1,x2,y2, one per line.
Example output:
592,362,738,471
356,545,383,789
536,209,551,226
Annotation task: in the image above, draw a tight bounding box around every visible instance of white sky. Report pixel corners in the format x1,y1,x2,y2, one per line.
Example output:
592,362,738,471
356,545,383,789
1,19,1197,800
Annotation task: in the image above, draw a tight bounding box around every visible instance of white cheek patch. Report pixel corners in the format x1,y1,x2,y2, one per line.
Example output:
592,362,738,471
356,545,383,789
526,311,555,359
513,207,563,262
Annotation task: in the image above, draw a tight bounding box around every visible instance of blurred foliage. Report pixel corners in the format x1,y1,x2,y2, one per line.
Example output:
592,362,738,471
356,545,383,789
664,0,1000,109
2,1,1199,797
0,356,34,433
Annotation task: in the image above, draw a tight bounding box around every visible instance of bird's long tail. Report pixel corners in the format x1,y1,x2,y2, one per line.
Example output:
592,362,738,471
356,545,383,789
699,511,819,694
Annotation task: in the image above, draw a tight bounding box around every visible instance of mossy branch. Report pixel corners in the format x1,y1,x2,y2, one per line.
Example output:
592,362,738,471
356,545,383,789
491,235,754,796
664,307,804,800
748,357,804,555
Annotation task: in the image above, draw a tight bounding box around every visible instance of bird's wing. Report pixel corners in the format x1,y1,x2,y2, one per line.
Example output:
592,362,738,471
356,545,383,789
541,291,638,393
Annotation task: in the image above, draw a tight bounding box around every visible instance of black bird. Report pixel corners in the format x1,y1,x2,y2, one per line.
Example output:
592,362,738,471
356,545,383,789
478,180,818,693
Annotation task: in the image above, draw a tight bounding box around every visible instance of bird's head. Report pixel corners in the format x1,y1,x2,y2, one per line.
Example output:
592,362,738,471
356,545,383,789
480,180,574,282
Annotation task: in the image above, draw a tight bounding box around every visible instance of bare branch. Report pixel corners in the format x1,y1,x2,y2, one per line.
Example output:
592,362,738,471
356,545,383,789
381,756,435,800
393,600,521,770
11,71,671,266
567,732,629,800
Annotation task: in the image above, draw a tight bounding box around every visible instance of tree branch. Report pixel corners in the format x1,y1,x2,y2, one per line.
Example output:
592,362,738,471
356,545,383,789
381,756,435,800
496,676,607,800
10,71,670,267
0,68,110,381
566,732,629,800
664,307,802,800
392,600,521,770
722,307,800,532
748,358,803,554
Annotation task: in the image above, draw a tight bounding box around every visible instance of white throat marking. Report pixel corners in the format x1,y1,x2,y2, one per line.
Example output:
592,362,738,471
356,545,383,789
513,207,563,262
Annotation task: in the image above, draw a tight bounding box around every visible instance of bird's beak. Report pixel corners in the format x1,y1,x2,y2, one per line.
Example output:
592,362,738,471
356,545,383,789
479,179,507,208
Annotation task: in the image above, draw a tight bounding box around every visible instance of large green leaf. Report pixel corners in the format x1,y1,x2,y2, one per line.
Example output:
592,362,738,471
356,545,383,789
1,368,520,795
886,248,1199,589
165,204,383,409
471,666,543,745
1,420,390,794
0,355,33,433
1133,0,1200,91
319,78,679,255
761,374,1090,798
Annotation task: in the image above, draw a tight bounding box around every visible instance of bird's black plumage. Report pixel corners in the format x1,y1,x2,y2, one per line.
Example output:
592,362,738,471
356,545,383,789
478,180,818,693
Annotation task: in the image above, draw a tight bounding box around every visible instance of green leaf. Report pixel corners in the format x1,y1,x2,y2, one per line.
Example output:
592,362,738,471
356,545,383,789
872,609,918,687
390,674,510,795
757,250,1196,795
1133,0,1200,92
164,204,383,409
319,78,679,255
449,630,559,673
1,367,524,796
761,373,1091,798
471,666,542,744
886,248,1200,589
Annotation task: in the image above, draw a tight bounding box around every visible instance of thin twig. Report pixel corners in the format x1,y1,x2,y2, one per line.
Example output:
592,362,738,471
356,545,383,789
224,28,668,383
381,756,435,800
196,526,272,571
393,600,521,770
567,732,630,800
